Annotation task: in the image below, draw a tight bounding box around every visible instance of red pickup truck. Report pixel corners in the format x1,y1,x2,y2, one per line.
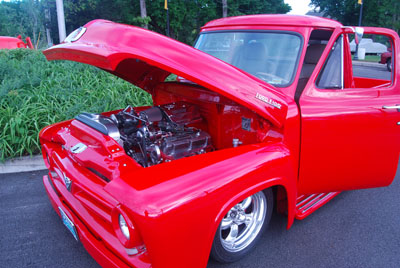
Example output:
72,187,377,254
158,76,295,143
0,35,33,49
380,46,393,72
40,15,399,268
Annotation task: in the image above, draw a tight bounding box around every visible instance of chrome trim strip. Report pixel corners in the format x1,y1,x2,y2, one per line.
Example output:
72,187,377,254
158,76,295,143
299,193,324,211
125,247,139,256
340,36,344,89
302,192,334,213
296,194,316,207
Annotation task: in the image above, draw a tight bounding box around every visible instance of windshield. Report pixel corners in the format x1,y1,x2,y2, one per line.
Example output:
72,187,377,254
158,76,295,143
195,31,302,87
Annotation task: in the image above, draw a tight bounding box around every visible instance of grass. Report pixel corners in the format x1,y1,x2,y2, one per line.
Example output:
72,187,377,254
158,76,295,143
352,54,381,62
0,49,152,161
361,55,381,62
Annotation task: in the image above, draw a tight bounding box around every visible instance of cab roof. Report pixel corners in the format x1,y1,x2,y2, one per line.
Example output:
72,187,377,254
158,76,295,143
202,14,343,30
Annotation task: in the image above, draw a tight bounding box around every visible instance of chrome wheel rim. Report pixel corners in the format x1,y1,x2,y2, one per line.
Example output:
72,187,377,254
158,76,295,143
219,191,267,253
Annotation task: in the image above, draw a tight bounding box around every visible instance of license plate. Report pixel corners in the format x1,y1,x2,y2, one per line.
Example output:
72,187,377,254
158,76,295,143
59,207,79,241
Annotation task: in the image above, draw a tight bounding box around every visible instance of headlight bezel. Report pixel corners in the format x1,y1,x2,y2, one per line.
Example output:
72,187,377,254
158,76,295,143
111,205,143,249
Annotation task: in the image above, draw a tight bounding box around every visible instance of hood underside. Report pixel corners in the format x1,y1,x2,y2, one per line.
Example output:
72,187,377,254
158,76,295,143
43,20,288,127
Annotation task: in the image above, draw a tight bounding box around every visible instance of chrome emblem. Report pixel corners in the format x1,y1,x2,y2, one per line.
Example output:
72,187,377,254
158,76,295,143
70,143,87,154
64,27,87,43
255,92,282,109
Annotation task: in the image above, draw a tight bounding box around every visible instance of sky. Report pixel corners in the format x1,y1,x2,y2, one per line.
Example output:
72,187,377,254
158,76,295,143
284,0,313,15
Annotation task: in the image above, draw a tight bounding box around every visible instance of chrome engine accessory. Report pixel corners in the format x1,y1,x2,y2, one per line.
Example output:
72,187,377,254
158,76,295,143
75,112,121,142
88,102,213,167
148,144,162,165
139,107,163,122
161,130,210,160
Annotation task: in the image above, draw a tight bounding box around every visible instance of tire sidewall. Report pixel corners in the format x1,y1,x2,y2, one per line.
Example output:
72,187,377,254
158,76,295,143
387,58,392,72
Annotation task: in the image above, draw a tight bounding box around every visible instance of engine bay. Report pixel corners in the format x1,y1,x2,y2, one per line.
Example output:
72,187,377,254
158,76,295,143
76,102,213,167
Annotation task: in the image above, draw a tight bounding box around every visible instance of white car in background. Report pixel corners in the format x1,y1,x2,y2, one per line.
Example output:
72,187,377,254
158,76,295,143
350,38,387,54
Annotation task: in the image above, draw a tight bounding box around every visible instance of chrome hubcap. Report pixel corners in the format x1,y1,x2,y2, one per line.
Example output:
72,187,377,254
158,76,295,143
219,191,267,252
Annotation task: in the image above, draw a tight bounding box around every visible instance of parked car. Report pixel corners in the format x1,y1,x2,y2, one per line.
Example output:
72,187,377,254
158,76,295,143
40,15,400,268
0,35,33,49
349,38,387,54
380,46,392,72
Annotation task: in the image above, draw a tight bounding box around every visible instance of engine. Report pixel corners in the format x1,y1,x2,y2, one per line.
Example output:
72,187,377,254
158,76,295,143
76,102,212,167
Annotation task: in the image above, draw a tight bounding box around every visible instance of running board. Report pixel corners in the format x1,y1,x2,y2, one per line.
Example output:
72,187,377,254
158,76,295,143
295,192,340,220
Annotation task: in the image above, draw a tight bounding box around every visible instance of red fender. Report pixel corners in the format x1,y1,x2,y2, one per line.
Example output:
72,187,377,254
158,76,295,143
105,142,297,268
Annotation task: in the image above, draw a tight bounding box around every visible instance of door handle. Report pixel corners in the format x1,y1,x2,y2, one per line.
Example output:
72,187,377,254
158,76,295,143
382,105,400,112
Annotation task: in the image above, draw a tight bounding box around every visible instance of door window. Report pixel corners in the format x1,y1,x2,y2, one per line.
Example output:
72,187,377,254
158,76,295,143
316,36,343,89
350,33,393,87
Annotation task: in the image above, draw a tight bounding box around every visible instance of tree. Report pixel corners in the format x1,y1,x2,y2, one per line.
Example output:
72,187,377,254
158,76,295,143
311,0,400,33
0,0,293,46
375,0,400,33
0,2,25,36
139,0,148,29
222,0,228,17
0,0,46,48
226,0,291,16
25,0,42,47
59,0,292,44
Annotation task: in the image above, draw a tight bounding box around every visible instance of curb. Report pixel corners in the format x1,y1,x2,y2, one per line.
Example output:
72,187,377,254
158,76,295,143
0,155,46,174
352,60,384,68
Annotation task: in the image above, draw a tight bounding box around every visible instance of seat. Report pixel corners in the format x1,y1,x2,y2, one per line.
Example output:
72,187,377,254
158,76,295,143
295,44,326,100
234,42,268,76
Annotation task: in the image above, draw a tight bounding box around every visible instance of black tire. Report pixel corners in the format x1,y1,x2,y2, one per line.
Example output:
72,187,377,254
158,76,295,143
210,188,273,263
387,58,392,72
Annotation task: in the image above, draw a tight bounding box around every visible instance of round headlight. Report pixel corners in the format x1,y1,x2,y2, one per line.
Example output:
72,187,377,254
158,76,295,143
112,207,144,249
119,214,130,240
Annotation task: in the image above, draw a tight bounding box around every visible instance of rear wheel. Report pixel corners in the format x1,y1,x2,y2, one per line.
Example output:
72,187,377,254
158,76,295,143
387,58,392,72
211,189,273,263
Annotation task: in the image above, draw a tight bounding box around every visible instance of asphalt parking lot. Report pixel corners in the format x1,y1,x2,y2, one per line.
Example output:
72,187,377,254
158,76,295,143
1,163,399,268
352,61,391,80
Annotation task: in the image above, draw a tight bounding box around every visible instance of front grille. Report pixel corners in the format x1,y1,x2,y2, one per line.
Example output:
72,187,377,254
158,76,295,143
87,167,111,183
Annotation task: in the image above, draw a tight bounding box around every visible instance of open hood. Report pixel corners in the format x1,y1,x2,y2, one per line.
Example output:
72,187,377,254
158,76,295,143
43,20,288,127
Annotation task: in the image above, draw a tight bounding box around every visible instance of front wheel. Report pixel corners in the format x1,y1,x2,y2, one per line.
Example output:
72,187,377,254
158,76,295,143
211,189,273,263
387,58,392,72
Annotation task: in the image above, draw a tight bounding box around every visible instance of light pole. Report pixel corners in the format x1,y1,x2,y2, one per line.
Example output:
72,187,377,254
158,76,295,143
354,0,364,60
165,0,170,37
44,5,53,47
56,0,66,43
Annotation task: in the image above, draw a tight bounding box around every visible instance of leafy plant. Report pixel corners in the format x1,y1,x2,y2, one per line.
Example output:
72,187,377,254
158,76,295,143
0,49,152,161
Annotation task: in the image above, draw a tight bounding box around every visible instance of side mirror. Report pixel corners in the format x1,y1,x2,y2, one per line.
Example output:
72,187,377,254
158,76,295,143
355,27,364,45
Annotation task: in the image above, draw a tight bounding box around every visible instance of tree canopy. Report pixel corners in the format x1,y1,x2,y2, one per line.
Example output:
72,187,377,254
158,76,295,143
60,0,291,44
0,0,290,46
0,0,44,46
311,0,400,33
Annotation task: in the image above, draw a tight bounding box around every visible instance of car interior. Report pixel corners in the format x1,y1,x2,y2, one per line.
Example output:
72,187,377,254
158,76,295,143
295,29,333,100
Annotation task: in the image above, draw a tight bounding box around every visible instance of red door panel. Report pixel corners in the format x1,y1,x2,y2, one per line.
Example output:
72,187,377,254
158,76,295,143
298,28,400,194
299,90,400,194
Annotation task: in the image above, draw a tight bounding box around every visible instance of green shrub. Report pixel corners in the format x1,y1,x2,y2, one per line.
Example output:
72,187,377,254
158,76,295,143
0,49,152,161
